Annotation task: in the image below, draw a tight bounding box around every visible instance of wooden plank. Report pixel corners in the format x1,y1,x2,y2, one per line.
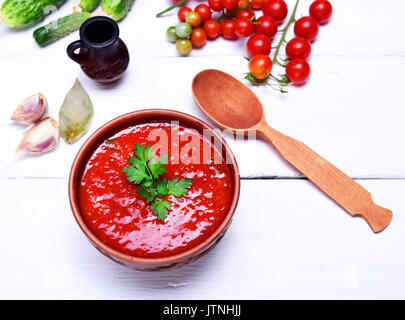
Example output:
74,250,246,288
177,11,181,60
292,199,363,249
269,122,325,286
1,54,404,178
1,0,404,179
0,178,403,299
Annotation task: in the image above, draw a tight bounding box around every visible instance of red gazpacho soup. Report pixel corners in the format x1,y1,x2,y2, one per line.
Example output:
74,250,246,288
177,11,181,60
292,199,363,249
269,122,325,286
78,122,234,258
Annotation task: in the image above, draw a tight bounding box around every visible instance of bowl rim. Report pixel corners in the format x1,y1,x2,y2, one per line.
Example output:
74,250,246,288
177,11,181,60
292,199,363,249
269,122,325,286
68,109,240,266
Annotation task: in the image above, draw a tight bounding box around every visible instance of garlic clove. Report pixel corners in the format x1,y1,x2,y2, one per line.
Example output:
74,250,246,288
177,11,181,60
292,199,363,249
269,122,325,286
11,93,48,125
16,117,60,154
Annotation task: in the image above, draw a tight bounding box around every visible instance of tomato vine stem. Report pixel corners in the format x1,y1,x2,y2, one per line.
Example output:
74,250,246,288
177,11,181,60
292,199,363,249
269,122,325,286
157,0,188,17
245,0,299,92
272,0,300,66
216,1,252,22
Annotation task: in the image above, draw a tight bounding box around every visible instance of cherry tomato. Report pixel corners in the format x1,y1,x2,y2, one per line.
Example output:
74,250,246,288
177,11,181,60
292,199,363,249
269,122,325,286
221,0,239,11
176,38,193,56
294,16,319,42
176,22,192,38
234,18,254,38
178,7,191,23
263,0,288,24
247,34,271,57
203,19,221,39
195,4,212,23
191,28,207,48
234,8,255,20
249,54,272,80
309,0,333,24
208,0,224,11
254,15,278,39
286,58,310,84
239,0,249,6
166,26,178,42
251,0,268,10
186,11,202,28
286,37,311,60
221,19,238,40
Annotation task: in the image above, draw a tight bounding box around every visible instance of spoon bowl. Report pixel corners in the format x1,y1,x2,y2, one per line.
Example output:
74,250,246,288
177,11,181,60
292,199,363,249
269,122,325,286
192,69,393,233
192,69,264,132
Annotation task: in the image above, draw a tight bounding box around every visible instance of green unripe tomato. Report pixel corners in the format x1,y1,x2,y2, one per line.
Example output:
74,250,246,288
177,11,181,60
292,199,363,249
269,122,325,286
176,23,192,39
166,26,178,42
176,39,192,56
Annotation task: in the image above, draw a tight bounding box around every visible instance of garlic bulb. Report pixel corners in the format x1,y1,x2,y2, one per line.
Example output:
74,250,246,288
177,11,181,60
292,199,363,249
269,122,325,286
11,93,48,125
16,117,60,154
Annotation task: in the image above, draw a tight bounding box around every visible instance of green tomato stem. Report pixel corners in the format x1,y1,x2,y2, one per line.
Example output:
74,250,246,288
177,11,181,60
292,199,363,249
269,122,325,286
271,0,300,66
157,0,188,17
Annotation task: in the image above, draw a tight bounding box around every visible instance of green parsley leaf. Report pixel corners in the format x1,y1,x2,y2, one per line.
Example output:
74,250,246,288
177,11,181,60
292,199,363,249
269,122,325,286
167,178,193,197
122,165,149,185
150,200,171,221
149,184,159,197
135,187,152,202
157,178,169,195
133,143,154,163
149,153,169,179
123,144,192,222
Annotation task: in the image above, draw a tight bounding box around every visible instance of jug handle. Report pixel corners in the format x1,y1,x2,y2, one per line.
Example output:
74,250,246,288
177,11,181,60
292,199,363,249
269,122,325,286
67,40,89,64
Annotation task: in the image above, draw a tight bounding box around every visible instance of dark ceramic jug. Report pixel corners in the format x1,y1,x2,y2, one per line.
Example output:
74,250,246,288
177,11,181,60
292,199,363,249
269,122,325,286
67,16,129,83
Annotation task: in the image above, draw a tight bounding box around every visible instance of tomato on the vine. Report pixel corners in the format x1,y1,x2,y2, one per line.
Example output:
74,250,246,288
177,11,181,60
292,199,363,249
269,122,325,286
286,58,310,84
178,7,191,23
208,0,224,11
163,0,330,90
191,28,207,48
221,0,239,11
203,19,221,39
221,19,238,40
294,16,319,42
254,15,278,39
166,26,178,43
176,38,193,56
186,11,202,28
176,22,193,38
234,8,255,20
263,0,288,24
286,37,311,60
195,4,212,23
250,0,269,10
309,0,333,24
249,54,273,80
234,18,254,38
247,34,271,57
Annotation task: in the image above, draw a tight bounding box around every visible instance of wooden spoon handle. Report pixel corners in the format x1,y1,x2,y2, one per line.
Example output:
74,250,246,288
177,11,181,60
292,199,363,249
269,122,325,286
258,123,392,233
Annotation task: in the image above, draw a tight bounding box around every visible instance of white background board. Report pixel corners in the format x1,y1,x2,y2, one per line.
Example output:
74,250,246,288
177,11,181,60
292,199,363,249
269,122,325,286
0,0,404,299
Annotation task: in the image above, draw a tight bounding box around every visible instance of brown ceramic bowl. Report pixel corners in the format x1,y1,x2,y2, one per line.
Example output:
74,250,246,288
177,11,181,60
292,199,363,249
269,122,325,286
69,109,240,271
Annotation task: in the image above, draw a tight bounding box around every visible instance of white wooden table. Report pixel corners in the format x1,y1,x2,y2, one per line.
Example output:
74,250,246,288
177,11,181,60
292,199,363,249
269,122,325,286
0,0,404,299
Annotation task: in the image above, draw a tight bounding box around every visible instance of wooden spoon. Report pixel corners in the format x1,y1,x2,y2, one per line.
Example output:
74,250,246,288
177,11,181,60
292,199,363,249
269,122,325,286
192,69,392,233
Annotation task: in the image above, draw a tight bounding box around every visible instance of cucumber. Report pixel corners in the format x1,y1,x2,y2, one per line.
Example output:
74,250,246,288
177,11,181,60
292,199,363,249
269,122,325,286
101,0,135,22
79,0,100,12
0,0,67,28
33,12,91,47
